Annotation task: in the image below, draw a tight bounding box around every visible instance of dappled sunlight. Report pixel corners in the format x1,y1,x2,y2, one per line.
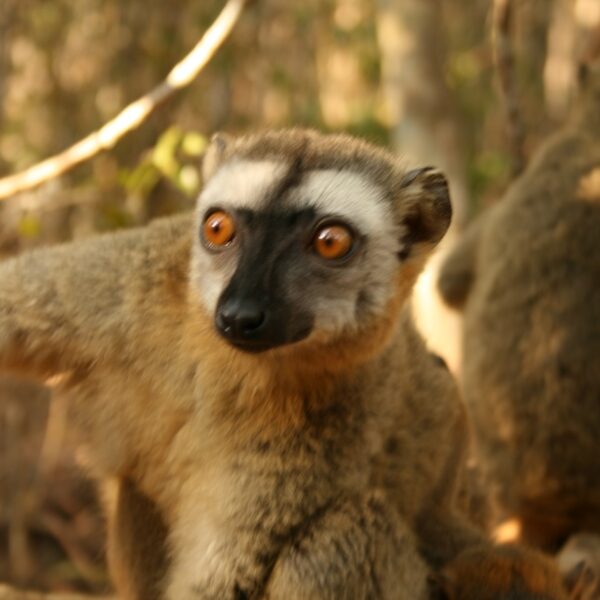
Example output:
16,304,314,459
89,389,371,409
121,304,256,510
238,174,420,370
494,518,522,544
412,240,463,377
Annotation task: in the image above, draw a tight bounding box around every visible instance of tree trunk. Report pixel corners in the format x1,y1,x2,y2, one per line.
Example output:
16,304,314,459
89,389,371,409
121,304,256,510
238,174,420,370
375,0,469,226
375,0,467,372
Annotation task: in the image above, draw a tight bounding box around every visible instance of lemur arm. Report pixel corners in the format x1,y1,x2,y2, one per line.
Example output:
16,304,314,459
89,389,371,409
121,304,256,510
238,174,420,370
414,399,569,599
437,216,485,310
0,215,193,378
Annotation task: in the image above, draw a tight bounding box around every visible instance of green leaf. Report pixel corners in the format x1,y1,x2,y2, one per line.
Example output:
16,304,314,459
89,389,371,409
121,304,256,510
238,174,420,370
151,127,183,177
18,214,41,239
181,132,207,157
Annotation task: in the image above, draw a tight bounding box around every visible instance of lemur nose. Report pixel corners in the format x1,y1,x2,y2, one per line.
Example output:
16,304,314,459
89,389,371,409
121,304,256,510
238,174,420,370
217,299,266,337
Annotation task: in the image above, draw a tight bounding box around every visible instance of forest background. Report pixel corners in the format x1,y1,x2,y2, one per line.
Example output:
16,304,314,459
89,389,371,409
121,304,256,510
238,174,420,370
0,0,598,594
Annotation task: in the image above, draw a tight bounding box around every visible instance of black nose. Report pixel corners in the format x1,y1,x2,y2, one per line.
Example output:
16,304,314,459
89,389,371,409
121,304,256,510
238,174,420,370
216,298,266,339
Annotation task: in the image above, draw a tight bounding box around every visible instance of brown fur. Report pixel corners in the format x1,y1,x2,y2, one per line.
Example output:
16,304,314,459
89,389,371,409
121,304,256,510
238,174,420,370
0,129,566,598
106,478,169,600
436,544,568,600
438,64,600,550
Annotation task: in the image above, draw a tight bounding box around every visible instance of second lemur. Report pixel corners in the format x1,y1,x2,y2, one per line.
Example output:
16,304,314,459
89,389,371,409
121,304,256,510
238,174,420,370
438,63,600,552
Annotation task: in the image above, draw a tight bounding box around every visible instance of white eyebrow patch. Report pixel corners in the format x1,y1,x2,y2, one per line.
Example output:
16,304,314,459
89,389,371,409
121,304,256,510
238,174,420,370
198,159,287,211
294,169,392,234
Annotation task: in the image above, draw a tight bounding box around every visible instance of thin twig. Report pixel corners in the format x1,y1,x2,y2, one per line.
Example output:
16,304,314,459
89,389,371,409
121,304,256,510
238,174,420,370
492,0,526,176
0,0,247,200
36,510,105,584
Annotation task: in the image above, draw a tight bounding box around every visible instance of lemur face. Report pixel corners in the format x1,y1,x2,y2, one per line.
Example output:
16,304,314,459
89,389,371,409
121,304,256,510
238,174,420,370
191,130,451,354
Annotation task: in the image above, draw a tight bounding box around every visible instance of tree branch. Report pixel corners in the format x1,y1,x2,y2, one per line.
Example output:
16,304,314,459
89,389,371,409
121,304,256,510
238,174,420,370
0,0,248,201
492,0,526,176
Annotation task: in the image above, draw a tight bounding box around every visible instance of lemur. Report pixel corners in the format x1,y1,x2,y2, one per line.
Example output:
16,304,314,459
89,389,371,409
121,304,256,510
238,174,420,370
0,129,567,599
438,63,600,553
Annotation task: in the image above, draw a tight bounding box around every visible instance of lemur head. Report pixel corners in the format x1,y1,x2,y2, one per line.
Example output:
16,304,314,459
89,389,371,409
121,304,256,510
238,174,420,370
191,129,451,358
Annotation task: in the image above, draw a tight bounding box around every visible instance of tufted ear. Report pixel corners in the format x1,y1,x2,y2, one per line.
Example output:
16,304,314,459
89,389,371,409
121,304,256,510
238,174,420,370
396,167,452,260
202,132,233,182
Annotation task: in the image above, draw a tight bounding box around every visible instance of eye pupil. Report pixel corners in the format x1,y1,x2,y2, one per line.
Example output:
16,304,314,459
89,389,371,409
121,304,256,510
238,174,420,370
202,210,235,247
313,224,354,260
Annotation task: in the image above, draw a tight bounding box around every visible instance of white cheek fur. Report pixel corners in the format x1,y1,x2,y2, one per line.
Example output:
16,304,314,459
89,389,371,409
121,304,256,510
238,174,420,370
311,248,399,335
296,170,400,334
190,244,235,316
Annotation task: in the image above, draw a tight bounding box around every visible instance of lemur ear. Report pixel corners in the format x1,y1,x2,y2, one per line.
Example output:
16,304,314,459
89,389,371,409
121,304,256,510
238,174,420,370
397,167,452,260
202,132,233,182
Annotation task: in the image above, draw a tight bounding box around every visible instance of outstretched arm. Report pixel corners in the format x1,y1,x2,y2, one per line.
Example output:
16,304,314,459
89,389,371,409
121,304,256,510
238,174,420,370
437,216,485,310
0,214,193,378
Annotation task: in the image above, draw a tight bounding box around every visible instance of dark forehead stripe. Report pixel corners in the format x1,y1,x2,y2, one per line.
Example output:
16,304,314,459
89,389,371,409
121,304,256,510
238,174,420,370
262,154,307,211
236,206,316,231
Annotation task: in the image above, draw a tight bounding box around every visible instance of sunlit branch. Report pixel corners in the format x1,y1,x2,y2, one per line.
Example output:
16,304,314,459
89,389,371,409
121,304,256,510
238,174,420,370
0,0,248,201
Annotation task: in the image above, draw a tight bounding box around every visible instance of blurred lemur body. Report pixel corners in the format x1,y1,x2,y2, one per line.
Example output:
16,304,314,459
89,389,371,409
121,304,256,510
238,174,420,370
438,65,600,551
0,130,565,599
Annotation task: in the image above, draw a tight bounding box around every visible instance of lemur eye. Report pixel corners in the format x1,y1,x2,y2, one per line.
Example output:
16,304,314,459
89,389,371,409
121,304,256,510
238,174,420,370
313,224,354,260
203,210,236,247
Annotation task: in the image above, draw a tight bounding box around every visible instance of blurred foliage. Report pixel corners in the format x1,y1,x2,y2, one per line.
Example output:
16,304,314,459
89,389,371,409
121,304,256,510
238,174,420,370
120,127,206,198
0,0,585,251
0,0,538,252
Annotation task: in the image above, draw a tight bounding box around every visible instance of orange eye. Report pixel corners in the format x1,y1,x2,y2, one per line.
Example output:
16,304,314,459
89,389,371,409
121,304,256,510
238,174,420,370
203,210,235,247
313,224,354,260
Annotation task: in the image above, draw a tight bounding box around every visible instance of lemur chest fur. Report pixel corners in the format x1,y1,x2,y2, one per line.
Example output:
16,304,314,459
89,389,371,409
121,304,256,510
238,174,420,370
162,395,376,596
71,361,374,512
